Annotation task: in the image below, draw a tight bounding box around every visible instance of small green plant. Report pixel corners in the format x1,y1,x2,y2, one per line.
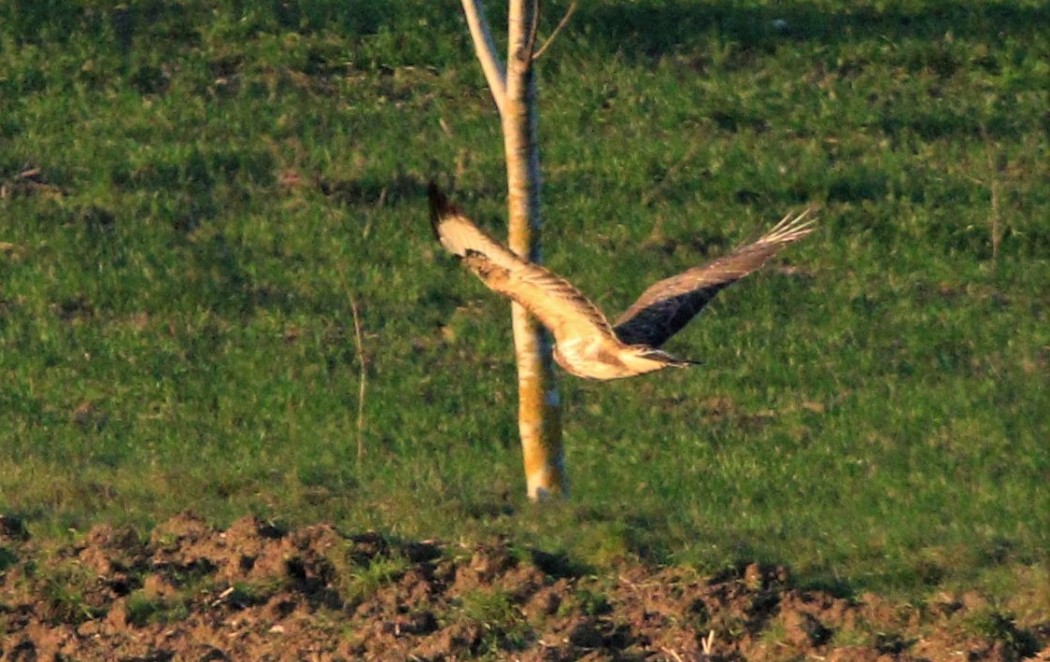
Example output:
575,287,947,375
0,547,18,573
960,609,1039,658
38,562,104,625
756,619,790,648
569,588,611,617
341,555,410,605
125,590,189,627
460,588,529,651
829,624,871,648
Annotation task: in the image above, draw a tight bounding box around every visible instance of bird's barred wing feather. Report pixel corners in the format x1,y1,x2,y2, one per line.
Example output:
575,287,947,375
428,184,522,270
460,251,615,343
428,183,616,344
613,208,817,348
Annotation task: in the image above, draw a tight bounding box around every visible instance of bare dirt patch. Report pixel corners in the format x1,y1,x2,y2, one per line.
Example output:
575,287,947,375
1,513,1046,660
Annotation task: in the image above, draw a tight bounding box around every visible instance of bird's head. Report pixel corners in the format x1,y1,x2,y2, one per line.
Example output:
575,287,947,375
624,345,699,371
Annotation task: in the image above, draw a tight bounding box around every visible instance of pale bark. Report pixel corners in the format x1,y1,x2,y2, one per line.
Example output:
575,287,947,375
460,0,506,115
460,0,567,500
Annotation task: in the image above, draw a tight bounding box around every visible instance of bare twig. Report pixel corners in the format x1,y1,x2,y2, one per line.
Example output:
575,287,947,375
460,0,507,114
701,629,716,655
532,1,577,61
661,647,686,662
522,0,542,61
15,167,42,181
337,263,368,465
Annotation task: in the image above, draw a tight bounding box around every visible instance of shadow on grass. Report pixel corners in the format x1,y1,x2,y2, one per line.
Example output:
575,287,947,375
570,1,1045,145
572,1,1049,58
8,1,1046,55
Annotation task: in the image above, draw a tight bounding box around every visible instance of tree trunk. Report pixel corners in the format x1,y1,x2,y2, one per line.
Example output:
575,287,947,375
461,0,567,500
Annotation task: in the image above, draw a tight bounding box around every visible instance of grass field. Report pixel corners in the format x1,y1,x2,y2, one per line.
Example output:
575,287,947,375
2,0,1048,611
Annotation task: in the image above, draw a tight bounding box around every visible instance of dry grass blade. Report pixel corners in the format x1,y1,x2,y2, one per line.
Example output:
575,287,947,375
980,124,1002,261
336,263,368,465
701,629,716,655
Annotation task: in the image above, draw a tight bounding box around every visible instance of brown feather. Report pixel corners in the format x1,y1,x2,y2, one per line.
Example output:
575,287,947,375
613,208,816,348
428,184,816,380
461,250,615,342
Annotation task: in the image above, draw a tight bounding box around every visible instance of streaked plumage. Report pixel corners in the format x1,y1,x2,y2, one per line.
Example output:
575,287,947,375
428,183,816,380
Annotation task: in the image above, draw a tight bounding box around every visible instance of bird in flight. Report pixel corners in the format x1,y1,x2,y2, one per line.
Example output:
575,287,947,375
428,183,816,380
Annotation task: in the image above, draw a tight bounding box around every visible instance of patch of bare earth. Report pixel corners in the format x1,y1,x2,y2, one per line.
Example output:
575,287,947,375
1,513,1046,660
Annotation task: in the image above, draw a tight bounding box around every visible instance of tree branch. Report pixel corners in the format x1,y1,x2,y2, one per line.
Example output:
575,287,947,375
532,1,577,61
460,0,507,115
522,0,542,62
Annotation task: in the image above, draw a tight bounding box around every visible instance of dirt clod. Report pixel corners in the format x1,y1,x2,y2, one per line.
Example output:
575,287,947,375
0,513,1046,660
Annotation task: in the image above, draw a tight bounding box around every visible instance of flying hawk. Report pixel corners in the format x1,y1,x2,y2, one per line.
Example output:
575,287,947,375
428,183,816,380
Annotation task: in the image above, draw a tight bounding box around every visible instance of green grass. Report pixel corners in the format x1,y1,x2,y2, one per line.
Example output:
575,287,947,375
459,587,530,651
125,590,191,627
339,553,411,605
2,0,1048,610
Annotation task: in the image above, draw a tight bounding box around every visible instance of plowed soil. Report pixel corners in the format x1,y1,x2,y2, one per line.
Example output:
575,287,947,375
1,513,1047,660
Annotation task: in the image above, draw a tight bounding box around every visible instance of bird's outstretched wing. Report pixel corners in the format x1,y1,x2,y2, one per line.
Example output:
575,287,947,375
428,183,615,344
612,208,817,348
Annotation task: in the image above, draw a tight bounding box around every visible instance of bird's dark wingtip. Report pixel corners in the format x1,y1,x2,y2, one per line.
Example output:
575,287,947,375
428,181,466,243
427,181,454,241
426,180,444,208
